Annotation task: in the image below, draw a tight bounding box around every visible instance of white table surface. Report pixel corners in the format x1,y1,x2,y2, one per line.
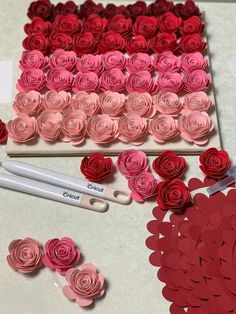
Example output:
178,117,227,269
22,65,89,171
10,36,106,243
1,1,236,314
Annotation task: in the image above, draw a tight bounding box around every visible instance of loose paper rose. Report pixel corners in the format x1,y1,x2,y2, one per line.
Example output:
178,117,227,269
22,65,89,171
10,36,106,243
37,110,62,141
83,13,107,34
13,91,42,116
27,0,53,20
100,91,125,117
97,31,125,53
133,16,158,39
43,237,80,275
152,150,186,180
71,92,100,117
117,149,148,178
128,172,159,203
49,32,72,52
43,91,71,112
153,51,180,73
102,51,126,70
150,32,177,53
49,49,77,71
72,32,97,55
100,68,126,93
184,70,211,93
77,54,102,74
7,114,37,143
46,68,74,92
54,14,81,35
183,91,212,112
178,110,214,145
19,50,48,71
17,69,45,92
180,15,204,34
63,264,105,307
126,35,148,54
126,92,156,118
118,112,148,145
107,14,132,37
80,152,113,182
87,114,118,144
179,33,207,53
181,52,208,73
0,119,8,144
157,72,183,93
149,115,179,143
73,72,100,93
127,53,153,73
126,71,157,94
23,34,48,55
158,12,182,33
24,17,52,36
7,238,43,274
152,92,182,115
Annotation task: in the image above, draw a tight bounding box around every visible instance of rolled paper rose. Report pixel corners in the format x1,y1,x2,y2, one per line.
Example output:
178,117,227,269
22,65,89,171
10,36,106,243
152,150,186,180
181,52,208,73
118,112,148,145
102,51,126,71
71,92,100,117
183,92,213,112
43,91,71,113
157,72,183,93
49,49,77,71
23,34,48,55
0,119,8,144
184,70,211,93
125,35,148,54
149,115,179,143
97,31,125,53
153,51,181,73
79,0,104,17
27,0,53,20
127,1,147,18
149,0,174,16
158,12,182,33
72,32,97,56
104,3,126,18
43,237,80,275
77,54,103,74
19,50,48,71
13,91,42,116
63,264,105,307
7,114,37,143
24,17,53,36
73,72,100,92
107,14,132,37
150,32,177,53
87,114,118,144
100,68,126,93
54,1,78,15
49,32,72,52
180,16,204,34
117,149,148,177
126,92,156,118
128,172,159,203
46,68,74,92
175,0,200,19
83,13,107,34
179,34,207,53
178,110,214,145
17,69,46,92
7,238,43,274
100,91,125,117
133,16,158,39
80,152,113,182
152,92,182,115
54,14,81,35
127,53,153,73
126,71,157,94
37,110,62,141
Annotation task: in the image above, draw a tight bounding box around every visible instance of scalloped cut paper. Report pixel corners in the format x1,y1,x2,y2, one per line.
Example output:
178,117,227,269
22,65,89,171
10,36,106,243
146,177,236,314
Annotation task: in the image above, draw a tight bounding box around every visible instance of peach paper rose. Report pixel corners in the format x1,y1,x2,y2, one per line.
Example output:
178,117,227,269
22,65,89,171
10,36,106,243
46,67,74,92
71,92,100,117
17,69,46,92
100,68,126,92
49,49,77,71
117,149,148,177
157,72,183,93
19,50,48,70
43,91,71,112
181,52,208,73
77,54,103,74
153,51,180,73
127,53,153,73
152,92,182,115
183,92,213,112
184,70,211,93
126,92,156,118
149,115,179,143
7,114,37,143
73,72,100,92
37,110,62,141
100,91,125,117
126,71,157,94
102,51,126,70
13,91,42,116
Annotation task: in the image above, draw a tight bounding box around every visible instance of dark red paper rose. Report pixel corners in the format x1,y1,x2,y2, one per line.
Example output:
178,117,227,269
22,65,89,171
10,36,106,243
24,17,53,36
0,119,8,144
199,147,231,179
53,1,78,16
83,14,107,34
158,12,182,33
23,34,48,54
72,32,96,55
180,15,204,34
107,15,132,38
175,0,200,19
148,0,174,16
53,14,81,35
49,32,72,52
27,0,53,21
153,151,186,180
104,4,126,19
127,1,147,19
97,31,125,53
150,32,177,53
179,33,206,53
133,16,158,39
126,35,149,54
156,179,191,213
79,0,104,18
80,153,113,182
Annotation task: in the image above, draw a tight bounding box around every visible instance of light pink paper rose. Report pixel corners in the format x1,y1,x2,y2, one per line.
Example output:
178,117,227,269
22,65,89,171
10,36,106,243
102,51,126,70
181,52,208,73
178,110,214,145
76,54,102,74
13,91,42,116
153,51,181,73
157,72,183,93
19,50,48,70
100,91,125,117
43,91,71,112
152,92,182,115
87,114,118,144
46,67,74,92
17,69,46,92
100,68,126,92
126,92,156,118
117,149,148,177
183,91,213,112
37,110,62,141
71,92,100,117
126,71,157,94
49,49,77,71
7,114,37,143
63,263,105,307
118,112,148,145
127,53,153,73
184,70,211,93
149,115,179,143
73,72,100,92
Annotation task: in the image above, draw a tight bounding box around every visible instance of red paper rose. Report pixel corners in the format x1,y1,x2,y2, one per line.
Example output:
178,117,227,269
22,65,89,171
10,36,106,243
27,0,53,21
54,14,81,35
150,32,177,53
53,1,78,16
148,0,174,16
199,147,231,179
104,4,126,19
107,15,132,37
24,17,52,36
83,14,107,34
133,16,158,39
80,153,113,182
23,34,48,54
158,12,182,33
127,1,147,18
179,33,206,53
0,119,8,144
153,150,186,180
181,15,204,34
79,0,104,18
72,32,96,55
49,32,72,52
97,31,125,53
175,0,200,19
126,35,149,54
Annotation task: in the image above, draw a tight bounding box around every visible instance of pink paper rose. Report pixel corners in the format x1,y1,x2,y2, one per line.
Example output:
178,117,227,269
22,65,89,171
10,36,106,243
49,49,77,71
100,91,125,116
37,110,62,141
178,110,214,145
76,54,103,74
46,67,74,92
181,52,208,73
153,51,181,73
13,91,42,116
43,91,71,112
43,237,80,275
102,51,126,70
127,53,153,73
183,91,213,112
152,92,182,115
7,238,43,274
19,50,48,70
100,68,126,92
157,72,183,93
73,72,100,92
118,112,148,145
126,92,156,118
126,71,157,94
87,114,118,144
117,149,148,177
7,114,37,143
71,92,100,117
128,172,159,202
184,70,211,93
63,263,105,307
149,115,179,143
17,69,45,92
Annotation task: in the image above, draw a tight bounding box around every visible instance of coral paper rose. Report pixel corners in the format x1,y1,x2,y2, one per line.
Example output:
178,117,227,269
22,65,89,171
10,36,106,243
49,49,77,71
63,263,105,307
184,69,211,93
43,237,80,275
17,69,45,92
0,119,8,143
77,54,102,74
158,12,182,33
183,91,212,112
126,35,148,54
73,72,100,93
153,92,182,115
100,68,126,92
43,91,71,112
80,152,113,182
7,114,37,143
133,16,158,39
102,51,126,70
127,71,156,94
157,72,183,93
100,91,125,117
97,31,125,53
179,33,207,53
13,91,42,116
37,110,62,141
7,238,43,274
117,149,148,178
153,51,180,73
19,50,48,70
126,92,156,118
181,52,208,73
127,53,153,73
72,92,100,117
150,32,177,53
46,68,74,92
149,115,179,143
